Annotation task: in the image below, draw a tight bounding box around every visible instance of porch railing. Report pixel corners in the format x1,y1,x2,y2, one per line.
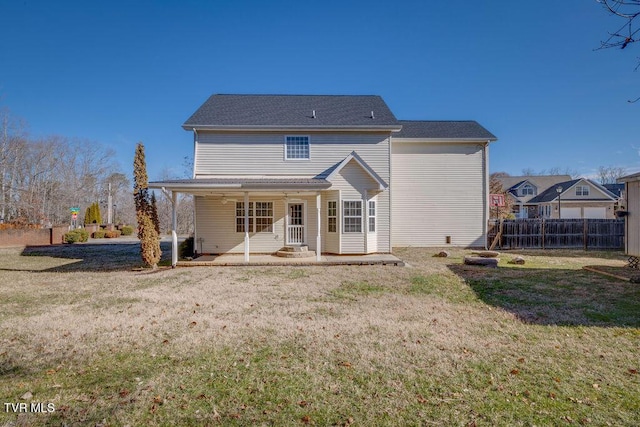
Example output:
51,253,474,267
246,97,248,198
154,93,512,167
287,225,304,245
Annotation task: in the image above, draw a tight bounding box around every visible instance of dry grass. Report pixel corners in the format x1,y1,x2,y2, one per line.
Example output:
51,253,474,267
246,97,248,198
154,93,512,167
1,244,639,426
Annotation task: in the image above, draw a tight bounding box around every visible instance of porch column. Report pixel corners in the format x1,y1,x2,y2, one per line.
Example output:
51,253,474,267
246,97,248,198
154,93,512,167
316,193,321,261
244,192,249,263
171,191,178,268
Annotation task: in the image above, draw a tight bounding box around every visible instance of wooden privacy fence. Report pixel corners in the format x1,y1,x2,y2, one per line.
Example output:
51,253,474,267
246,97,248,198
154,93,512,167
487,219,625,250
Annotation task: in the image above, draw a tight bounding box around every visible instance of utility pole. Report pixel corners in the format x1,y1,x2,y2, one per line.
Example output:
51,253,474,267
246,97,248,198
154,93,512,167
107,182,113,224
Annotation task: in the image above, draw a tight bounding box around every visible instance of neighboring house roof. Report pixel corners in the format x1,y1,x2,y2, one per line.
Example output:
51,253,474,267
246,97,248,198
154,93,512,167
183,94,401,130
618,171,640,183
603,183,624,198
319,151,388,190
496,175,572,194
528,178,618,203
394,120,497,141
149,177,331,192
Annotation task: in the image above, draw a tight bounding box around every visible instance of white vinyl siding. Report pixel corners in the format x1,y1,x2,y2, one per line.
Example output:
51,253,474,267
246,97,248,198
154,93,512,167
392,141,485,247
196,196,320,254
194,132,390,183
328,158,387,253
193,131,391,254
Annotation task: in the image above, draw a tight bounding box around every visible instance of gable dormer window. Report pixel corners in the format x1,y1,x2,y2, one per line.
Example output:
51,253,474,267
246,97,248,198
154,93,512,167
576,185,589,196
285,136,310,160
521,184,535,196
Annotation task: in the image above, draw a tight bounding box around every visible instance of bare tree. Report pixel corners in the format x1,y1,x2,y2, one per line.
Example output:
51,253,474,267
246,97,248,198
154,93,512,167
597,165,627,183
0,106,130,227
520,167,579,178
489,172,514,219
596,0,640,101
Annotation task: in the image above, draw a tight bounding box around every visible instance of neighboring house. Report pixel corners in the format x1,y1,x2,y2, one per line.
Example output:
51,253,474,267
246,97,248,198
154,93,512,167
149,94,496,264
495,175,618,219
495,175,571,218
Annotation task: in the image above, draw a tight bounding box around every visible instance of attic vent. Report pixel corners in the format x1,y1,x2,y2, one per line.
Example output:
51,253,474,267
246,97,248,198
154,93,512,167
370,111,375,119
312,110,316,119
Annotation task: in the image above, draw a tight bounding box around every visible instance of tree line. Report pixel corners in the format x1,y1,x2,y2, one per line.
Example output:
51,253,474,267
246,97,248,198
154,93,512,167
0,106,194,235
0,107,135,227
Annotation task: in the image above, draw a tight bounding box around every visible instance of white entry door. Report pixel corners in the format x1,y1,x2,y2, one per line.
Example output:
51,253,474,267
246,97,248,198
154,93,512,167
287,202,306,245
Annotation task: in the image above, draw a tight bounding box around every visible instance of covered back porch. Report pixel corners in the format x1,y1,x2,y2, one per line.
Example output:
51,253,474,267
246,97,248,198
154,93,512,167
150,177,332,266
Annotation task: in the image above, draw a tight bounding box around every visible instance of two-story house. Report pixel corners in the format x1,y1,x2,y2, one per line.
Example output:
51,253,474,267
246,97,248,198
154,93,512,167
150,94,496,265
496,175,618,219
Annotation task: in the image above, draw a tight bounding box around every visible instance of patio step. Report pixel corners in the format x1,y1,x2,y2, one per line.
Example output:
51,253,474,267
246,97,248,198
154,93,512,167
276,246,316,258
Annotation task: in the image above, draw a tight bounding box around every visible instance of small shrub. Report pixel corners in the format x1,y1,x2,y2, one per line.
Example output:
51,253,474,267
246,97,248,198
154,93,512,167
105,230,122,238
93,230,106,238
63,229,89,244
121,225,134,236
179,236,194,259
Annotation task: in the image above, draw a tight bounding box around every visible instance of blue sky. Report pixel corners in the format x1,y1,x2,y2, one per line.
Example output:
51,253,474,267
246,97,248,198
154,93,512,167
1,0,639,181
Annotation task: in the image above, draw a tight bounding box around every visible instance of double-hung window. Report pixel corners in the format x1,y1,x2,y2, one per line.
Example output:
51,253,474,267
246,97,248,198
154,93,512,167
327,201,337,233
254,202,274,232
368,200,376,232
285,136,310,160
236,202,273,233
343,200,362,233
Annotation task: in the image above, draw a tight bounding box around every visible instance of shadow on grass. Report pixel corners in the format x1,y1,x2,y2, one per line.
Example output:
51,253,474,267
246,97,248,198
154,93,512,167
448,264,640,328
1,241,173,272
497,249,626,260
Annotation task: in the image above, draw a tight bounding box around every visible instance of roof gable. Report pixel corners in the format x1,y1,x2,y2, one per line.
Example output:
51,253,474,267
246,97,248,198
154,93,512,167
319,151,388,190
183,94,401,130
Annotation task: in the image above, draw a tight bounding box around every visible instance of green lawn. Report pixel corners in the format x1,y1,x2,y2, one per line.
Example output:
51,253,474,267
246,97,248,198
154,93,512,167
1,245,638,426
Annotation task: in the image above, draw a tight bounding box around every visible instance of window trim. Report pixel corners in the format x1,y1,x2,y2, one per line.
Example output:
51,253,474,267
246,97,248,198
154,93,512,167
235,201,274,233
327,200,337,233
521,184,535,196
342,200,363,234
284,135,311,161
368,199,376,233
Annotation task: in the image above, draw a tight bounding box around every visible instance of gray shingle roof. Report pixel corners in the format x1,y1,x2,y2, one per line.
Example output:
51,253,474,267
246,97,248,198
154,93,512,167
528,179,581,203
603,183,624,197
183,94,401,129
394,120,497,140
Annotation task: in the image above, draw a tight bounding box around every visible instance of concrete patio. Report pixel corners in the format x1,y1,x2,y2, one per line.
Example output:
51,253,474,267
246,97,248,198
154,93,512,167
177,253,405,267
